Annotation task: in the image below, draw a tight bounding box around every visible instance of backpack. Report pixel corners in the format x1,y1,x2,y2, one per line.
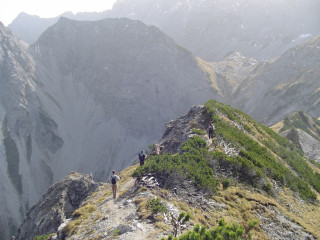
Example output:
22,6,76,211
209,124,214,130
111,175,117,184
139,153,145,161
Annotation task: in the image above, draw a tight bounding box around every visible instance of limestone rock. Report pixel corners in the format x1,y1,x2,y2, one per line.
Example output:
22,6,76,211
15,172,100,240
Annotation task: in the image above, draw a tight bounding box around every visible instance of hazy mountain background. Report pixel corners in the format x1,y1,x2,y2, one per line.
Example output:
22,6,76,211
207,35,320,125
8,0,320,61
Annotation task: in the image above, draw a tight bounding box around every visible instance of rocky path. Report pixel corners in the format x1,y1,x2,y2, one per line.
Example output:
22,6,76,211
68,177,164,240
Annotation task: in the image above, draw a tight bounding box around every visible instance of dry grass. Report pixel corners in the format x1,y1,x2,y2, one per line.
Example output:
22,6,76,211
72,204,97,218
270,121,284,133
196,57,220,93
211,186,320,239
62,204,97,237
276,188,320,239
155,221,171,231
133,197,153,220
158,188,170,199
62,218,83,236
118,164,139,184
209,187,275,239
174,201,194,214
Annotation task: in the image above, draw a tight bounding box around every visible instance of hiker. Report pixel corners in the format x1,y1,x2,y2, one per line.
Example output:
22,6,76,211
108,170,120,199
138,150,146,166
208,121,215,139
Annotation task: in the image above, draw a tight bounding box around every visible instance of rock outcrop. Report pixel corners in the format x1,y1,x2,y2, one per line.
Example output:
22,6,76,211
271,111,320,163
16,172,100,240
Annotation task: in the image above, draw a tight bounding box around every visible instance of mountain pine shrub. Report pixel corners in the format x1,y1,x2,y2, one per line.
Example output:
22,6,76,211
146,197,167,214
34,234,54,240
192,128,206,135
205,100,318,201
133,136,219,194
162,218,258,240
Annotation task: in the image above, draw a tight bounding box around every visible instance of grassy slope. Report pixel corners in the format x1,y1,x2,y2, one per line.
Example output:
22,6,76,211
135,100,320,201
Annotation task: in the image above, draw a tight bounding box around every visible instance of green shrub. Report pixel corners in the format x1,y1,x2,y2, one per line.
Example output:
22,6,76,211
34,234,54,240
162,218,258,240
191,128,206,136
262,182,272,194
222,179,230,190
146,198,167,214
113,229,120,237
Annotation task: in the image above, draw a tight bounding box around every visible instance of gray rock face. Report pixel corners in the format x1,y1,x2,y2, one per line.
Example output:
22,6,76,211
0,22,57,240
234,35,320,125
0,18,216,239
209,51,260,101
281,129,320,163
16,172,100,240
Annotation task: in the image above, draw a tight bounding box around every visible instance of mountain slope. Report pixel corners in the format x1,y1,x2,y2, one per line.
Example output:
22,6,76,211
0,18,217,239
15,100,320,240
271,111,320,164
231,35,320,125
203,52,261,101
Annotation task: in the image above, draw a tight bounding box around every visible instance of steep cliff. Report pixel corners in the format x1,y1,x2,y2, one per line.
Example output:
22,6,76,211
0,21,56,240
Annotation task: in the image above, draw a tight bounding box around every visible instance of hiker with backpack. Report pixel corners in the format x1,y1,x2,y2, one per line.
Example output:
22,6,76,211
138,150,146,166
108,170,120,199
208,121,215,139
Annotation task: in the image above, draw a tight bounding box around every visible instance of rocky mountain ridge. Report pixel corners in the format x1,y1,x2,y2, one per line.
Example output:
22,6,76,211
16,172,100,240
14,101,320,240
